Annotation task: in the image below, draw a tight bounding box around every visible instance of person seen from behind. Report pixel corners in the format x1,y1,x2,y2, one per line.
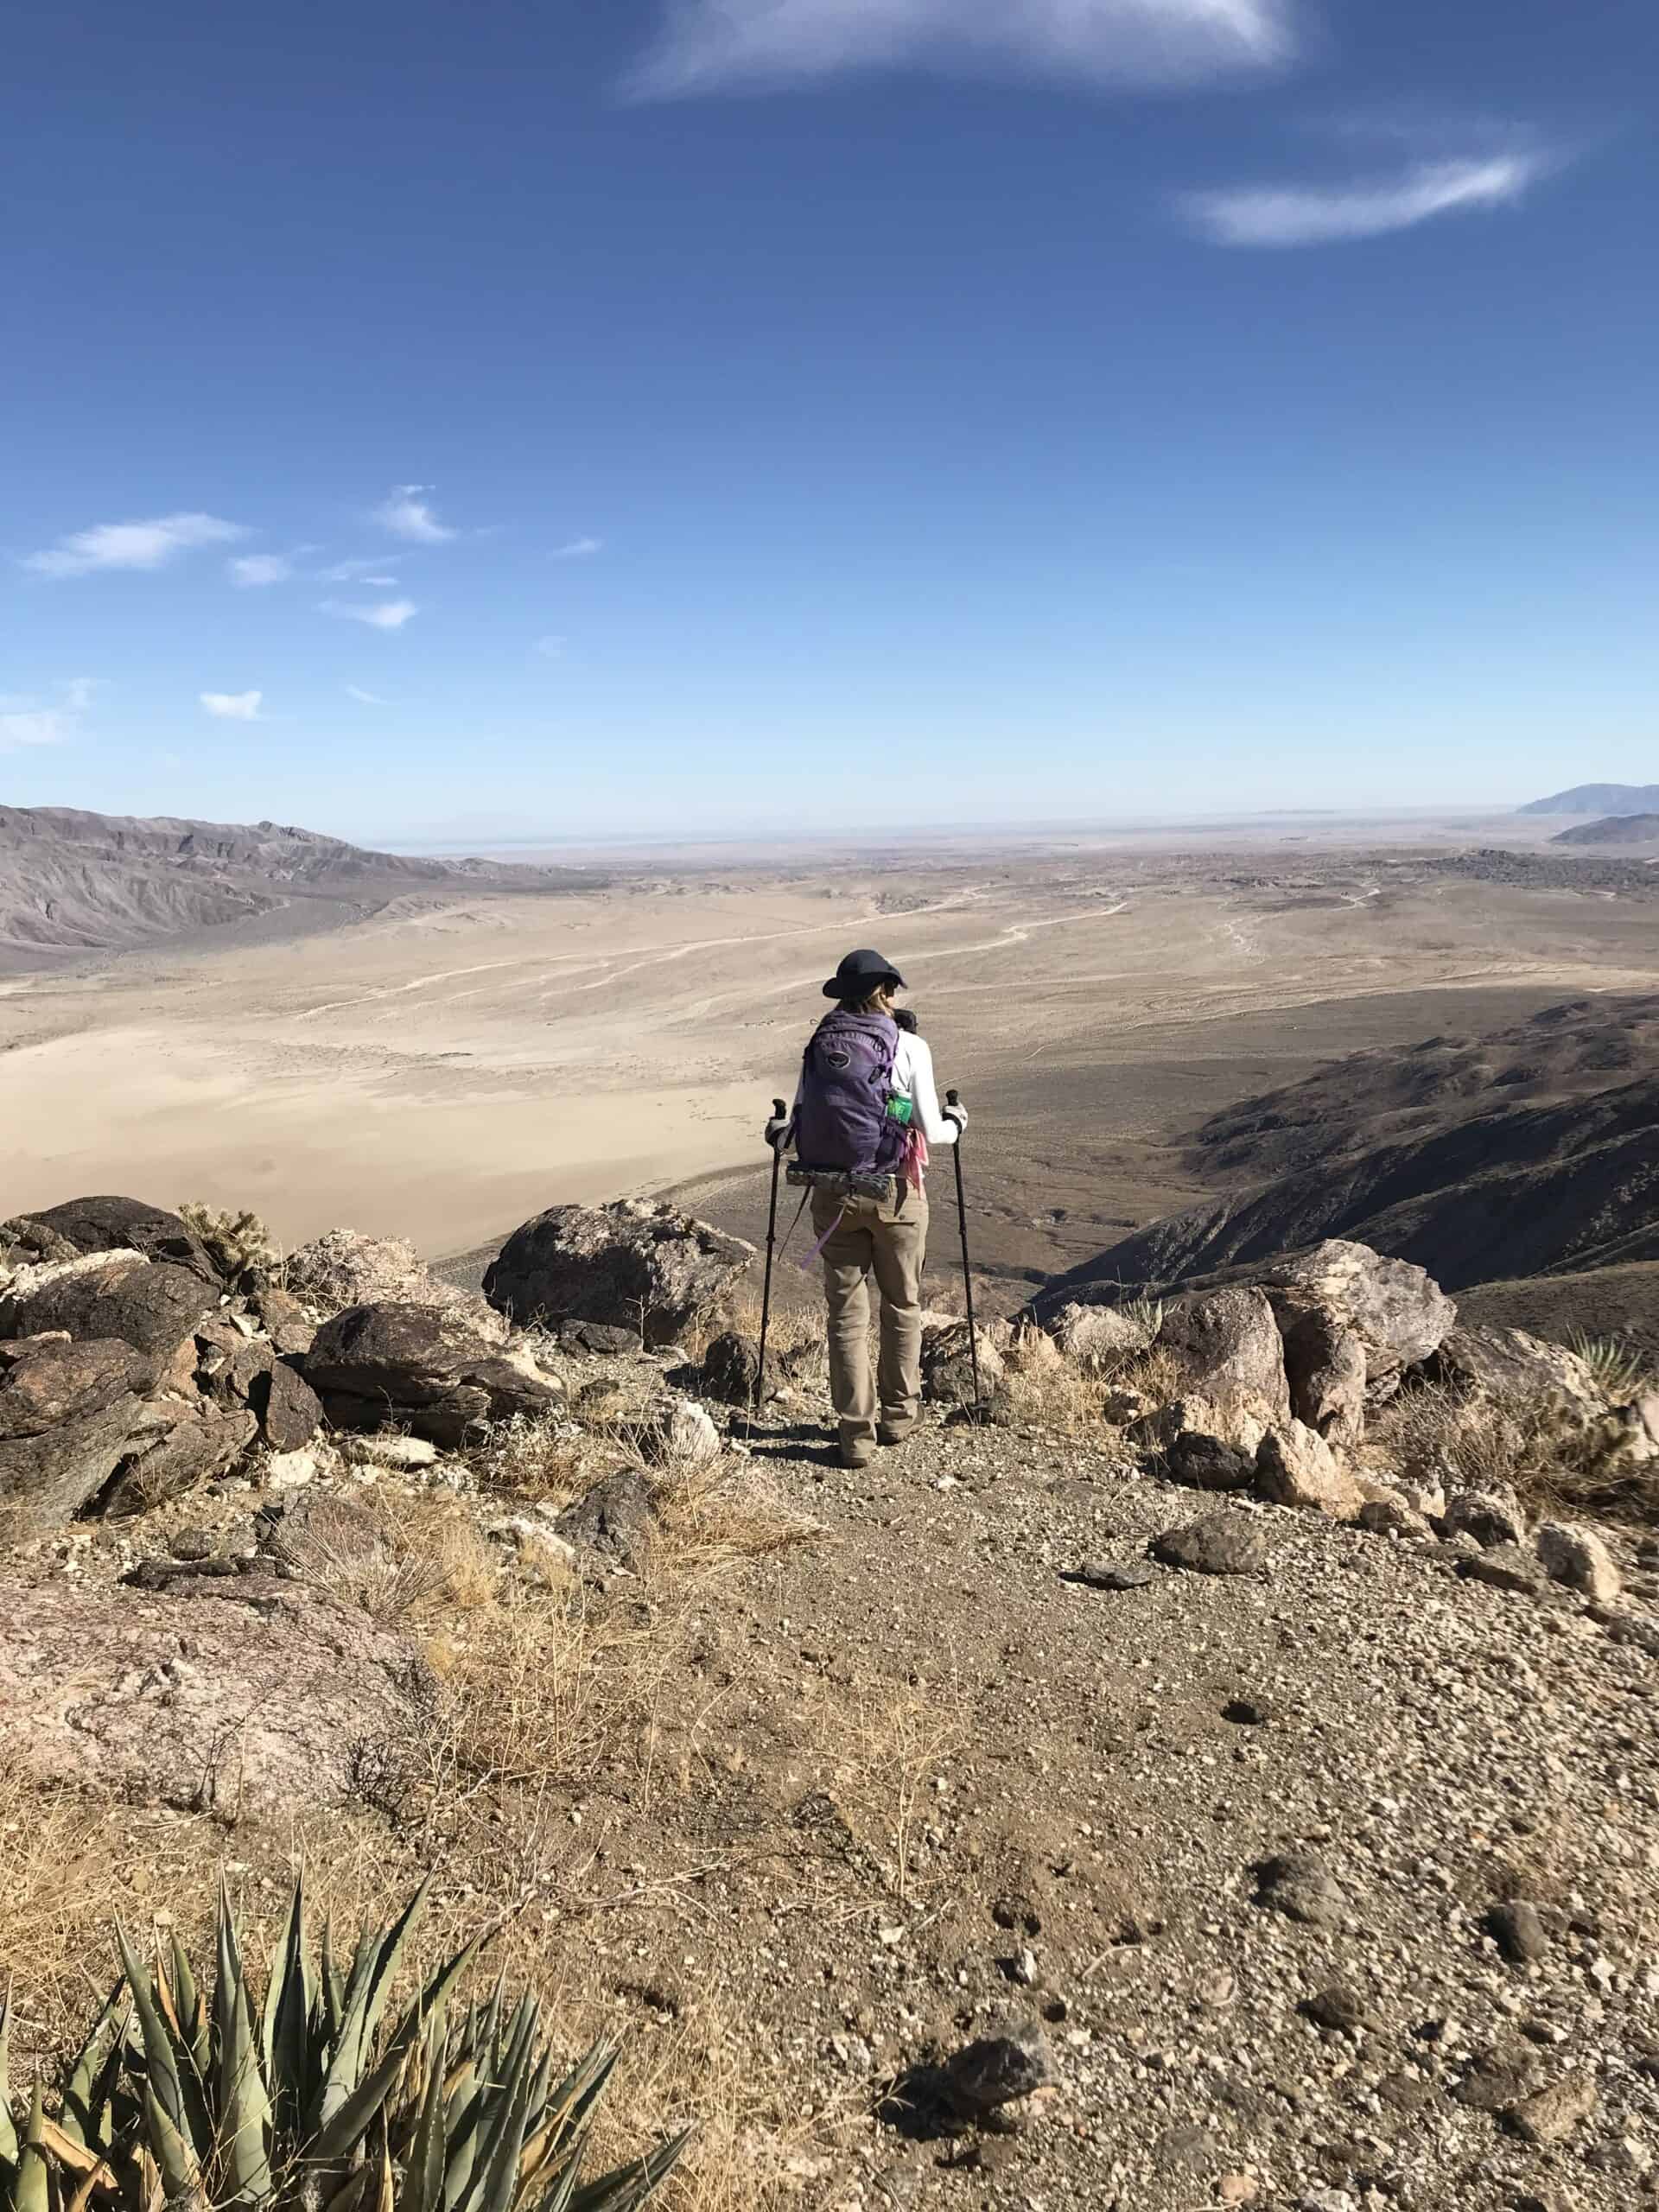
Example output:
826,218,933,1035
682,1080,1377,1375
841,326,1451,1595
766,950,965,1469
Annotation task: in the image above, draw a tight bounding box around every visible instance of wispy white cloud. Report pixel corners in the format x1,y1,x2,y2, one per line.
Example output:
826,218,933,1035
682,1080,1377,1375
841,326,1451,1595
346,684,391,705
0,708,72,750
24,512,249,578
534,635,569,660
627,0,1298,98
321,597,419,630
319,557,403,584
0,676,105,750
230,553,293,588
200,690,264,721
373,485,455,543
551,536,603,559
1182,151,1549,247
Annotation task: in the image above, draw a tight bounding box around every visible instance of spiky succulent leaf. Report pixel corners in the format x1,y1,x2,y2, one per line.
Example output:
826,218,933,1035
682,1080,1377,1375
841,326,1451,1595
211,1887,273,2207
56,1984,125,2151
14,2090,48,2212
565,2130,693,2212
115,1929,211,2192
311,1881,432,2142
260,1873,313,2139
0,1986,18,2177
310,1936,481,2172
398,2017,450,2212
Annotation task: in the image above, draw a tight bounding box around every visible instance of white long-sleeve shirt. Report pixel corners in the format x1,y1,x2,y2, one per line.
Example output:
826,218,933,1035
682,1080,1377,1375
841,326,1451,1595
791,1031,959,1147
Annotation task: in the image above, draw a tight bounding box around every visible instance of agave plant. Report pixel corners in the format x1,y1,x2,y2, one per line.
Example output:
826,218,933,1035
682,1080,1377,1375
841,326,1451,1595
0,1877,689,2212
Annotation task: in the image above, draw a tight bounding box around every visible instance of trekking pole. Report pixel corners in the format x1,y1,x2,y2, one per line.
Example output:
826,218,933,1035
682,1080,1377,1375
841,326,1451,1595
945,1089,985,1418
751,1099,787,1434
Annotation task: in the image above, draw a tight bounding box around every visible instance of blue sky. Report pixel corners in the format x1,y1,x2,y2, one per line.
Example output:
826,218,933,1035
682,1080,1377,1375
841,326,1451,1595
3,1,1655,843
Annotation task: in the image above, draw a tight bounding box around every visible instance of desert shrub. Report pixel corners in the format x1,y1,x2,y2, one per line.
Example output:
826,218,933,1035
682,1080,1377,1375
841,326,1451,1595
1376,1380,1657,1522
0,1874,689,2212
179,1202,283,1293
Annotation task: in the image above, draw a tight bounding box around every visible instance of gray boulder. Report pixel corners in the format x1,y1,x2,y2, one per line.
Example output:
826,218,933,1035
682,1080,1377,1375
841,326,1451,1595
0,1336,154,1541
0,1567,435,1818
1154,1287,1290,1447
1279,1306,1368,1444
1255,1421,1368,1522
1151,1512,1270,1578
1257,1240,1456,1381
0,1195,221,1283
1163,1430,1256,1493
304,1301,564,1446
484,1199,753,1349
556,1468,657,1571
696,1329,761,1408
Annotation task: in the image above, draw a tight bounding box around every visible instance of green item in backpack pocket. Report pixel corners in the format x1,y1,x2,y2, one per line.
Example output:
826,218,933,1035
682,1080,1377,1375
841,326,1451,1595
886,1094,914,1126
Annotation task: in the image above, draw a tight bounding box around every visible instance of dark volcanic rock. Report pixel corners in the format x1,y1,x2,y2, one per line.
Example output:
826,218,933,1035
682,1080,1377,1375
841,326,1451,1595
304,1302,563,1446
697,1329,762,1408
0,1196,220,1282
251,1362,324,1452
485,1198,753,1349
1164,1430,1256,1492
1256,1852,1344,1929
1152,1512,1269,1579
1279,1306,1368,1443
0,1337,153,1538
2,1256,214,1361
558,1319,643,1356
556,1468,657,1571
0,1567,435,1817
939,2019,1055,2115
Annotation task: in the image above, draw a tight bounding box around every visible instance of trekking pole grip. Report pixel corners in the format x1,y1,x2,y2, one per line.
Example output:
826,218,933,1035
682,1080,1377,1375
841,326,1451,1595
772,1098,787,1118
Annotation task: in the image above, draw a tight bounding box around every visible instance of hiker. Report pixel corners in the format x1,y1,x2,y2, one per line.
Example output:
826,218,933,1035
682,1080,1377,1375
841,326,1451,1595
766,949,966,1469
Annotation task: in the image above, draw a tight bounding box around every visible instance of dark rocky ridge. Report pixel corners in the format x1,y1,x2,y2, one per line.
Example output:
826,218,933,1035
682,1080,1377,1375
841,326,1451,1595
0,804,601,968
1038,996,1659,1307
1554,812,1659,848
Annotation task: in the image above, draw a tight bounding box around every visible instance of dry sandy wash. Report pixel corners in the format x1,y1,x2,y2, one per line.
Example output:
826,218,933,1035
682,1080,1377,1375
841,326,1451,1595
2,826,1656,1278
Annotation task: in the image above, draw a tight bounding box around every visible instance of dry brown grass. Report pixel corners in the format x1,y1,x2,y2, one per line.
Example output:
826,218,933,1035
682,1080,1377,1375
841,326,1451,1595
1375,1380,1659,1522
271,1489,499,1630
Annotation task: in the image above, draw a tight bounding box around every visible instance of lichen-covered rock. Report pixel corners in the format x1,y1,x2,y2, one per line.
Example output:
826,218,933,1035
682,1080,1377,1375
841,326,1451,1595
0,1567,435,1817
304,1301,563,1447
1258,1241,1456,1380
1255,1421,1368,1522
921,1320,1006,1405
99,1401,257,1517
286,1228,503,1336
484,1199,753,1349
556,1468,657,1570
1442,1484,1528,1549
1152,1511,1270,1577
696,1330,761,1408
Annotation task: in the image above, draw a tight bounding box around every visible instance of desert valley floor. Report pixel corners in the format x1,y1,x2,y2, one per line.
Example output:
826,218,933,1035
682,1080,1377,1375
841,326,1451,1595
3,829,1656,1302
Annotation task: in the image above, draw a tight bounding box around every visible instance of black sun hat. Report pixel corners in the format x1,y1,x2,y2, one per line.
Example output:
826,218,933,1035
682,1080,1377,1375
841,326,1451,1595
821,947,907,1000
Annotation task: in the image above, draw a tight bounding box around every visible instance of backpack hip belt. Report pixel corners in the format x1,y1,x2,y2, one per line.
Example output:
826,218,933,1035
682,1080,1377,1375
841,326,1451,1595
786,1166,896,1201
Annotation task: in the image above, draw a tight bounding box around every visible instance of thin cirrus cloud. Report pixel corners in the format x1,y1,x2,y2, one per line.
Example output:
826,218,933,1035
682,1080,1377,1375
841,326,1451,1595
319,557,402,585
229,554,293,588
200,690,263,721
321,597,419,630
23,512,249,578
1181,150,1551,247
551,537,602,560
373,485,456,543
346,685,391,705
626,0,1300,98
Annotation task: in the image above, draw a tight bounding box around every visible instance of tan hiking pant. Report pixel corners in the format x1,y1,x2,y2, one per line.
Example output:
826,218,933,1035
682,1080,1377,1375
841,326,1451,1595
810,1180,929,1449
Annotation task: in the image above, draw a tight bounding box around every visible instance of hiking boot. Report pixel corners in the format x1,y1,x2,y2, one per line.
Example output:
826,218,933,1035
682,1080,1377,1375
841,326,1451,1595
840,1437,876,1471
876,1420,916,1447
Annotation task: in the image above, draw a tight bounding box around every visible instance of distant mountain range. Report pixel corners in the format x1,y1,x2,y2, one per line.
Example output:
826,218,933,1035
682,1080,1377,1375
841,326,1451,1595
1036,996,1659,1314
0,804,594,969
1519,783,1659,816
1553,814,1659,848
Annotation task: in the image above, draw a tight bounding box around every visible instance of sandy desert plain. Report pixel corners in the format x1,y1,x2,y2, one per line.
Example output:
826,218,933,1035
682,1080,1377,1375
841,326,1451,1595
3,808,1656,1302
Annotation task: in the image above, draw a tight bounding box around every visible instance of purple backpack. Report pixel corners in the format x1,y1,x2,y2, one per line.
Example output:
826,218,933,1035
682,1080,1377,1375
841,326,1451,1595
794,1010,907,1177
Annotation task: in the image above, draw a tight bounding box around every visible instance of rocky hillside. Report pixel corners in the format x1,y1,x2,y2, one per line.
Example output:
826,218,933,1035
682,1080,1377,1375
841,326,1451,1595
1038,998,1659,1311
1,1192,1656,2210
0,803,596,966
1520,783,1659,816
1554,814,1659,849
